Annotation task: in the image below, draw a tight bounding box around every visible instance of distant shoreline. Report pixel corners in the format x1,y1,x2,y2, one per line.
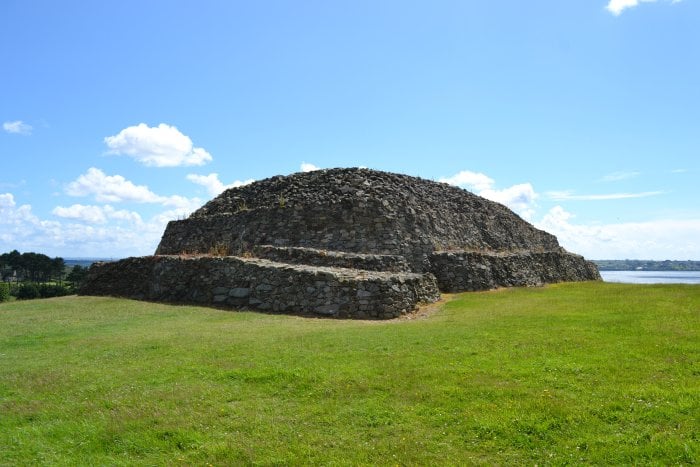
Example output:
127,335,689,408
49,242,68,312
65,258,118,268
593,260,700,272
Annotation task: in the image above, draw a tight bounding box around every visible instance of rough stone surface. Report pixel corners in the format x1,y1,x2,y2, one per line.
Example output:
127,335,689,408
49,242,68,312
429,250,601,292
156,168,565,272
80,168,600,318
252,245,411,273
82,255,440,319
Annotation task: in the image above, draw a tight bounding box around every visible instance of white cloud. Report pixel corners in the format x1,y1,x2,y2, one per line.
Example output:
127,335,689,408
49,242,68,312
440,170,537,219
537,205,700,260
301,162,320,172
66,167,163,203
52,204,143,225
546,190,664,201
53,204,108,223
480,183,538,219
1,191,200,258
104,123,212,167
0,193,41,227
0,193,16,209
439,170,494,192
607,0,642,15
104,206,143,224
599,171,640,182
0,192,61,247
186,173,254,197
159,194,203,211
3,120,32,135
65,167,203,217
606,0,680,16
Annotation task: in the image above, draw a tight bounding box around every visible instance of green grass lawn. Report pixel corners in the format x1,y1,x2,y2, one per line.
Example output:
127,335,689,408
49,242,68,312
1,282,698,465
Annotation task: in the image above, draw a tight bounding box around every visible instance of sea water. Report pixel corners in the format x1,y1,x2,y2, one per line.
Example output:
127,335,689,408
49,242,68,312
600,270,700,284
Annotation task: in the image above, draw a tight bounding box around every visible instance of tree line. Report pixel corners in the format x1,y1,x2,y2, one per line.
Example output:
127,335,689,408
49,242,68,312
0,250,89,302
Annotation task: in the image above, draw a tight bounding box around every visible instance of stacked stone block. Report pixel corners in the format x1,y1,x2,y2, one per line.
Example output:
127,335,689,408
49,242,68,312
80,168,600,319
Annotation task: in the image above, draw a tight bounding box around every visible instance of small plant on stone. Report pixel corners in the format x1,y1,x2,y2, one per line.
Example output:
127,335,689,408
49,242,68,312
278,194,287,208
236,200,249,212
208,243,230,257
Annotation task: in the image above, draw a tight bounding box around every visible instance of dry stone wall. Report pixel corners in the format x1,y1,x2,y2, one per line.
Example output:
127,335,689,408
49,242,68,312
81,168,600,319
252,245,411,272
429,250,601,292
156,169,563,272
82,255,440,319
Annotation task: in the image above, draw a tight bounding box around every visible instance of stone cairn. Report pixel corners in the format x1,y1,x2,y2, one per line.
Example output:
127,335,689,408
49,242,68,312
80,168,600,319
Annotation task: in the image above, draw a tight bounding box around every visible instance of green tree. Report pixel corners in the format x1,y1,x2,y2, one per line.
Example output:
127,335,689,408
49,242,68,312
0,282,9,302
52,257,66,284
19,252,54,283
1,250,22,278
66,265,89,289
38,284,71,298
17,283,39,300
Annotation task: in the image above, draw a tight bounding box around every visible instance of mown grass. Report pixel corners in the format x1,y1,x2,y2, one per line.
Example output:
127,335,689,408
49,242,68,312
0,282,698,465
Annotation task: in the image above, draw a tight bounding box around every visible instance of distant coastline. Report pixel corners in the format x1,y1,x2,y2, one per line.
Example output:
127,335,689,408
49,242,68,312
65,258,117,268
594,260,700,272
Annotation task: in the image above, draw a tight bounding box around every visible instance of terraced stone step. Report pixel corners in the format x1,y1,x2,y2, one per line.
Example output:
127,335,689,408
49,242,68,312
429,250,600,292
251,245,411,273
80,255,439,319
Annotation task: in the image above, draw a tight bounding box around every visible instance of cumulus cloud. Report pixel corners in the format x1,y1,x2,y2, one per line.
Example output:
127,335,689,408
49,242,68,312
3,120,32,135
52,204,108,224
546,190,664,201
440,170,537,219
439,170,494,192
104,123,212,167
0,192,60,247
537,205,700,260
66,167,163,203
606,0,680,16
186,173,254,197
0,193,42,228
480,183,538,219
301,162,321,172
160,194,204,211
64,167,203,219
0,193,16,209
52,204,143,224
1,191,200,258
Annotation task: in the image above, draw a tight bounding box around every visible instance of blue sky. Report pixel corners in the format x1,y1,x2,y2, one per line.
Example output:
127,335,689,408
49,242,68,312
1,0,698,260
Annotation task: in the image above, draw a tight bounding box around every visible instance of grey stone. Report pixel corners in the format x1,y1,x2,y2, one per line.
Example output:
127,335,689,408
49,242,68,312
229,287,250,298
213,294,228,303
80,168,599,320
315,304,339,315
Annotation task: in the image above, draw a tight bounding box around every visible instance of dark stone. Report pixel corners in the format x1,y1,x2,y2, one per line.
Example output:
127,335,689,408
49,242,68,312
80,168,600,319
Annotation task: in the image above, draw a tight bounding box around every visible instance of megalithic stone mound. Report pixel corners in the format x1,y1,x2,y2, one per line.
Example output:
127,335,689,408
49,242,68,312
81,168,600,319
